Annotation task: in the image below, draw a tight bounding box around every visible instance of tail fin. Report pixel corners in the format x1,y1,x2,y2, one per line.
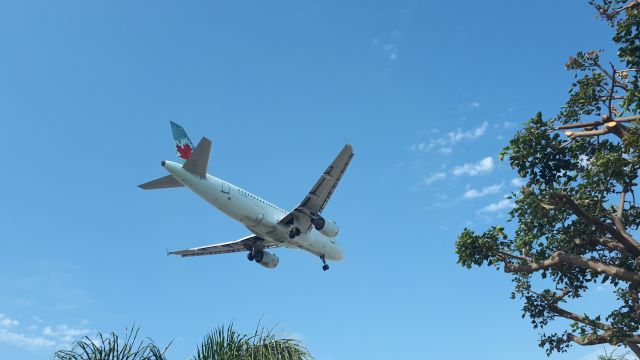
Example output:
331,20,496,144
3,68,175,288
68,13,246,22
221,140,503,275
170,121,194,164
182,137,212,178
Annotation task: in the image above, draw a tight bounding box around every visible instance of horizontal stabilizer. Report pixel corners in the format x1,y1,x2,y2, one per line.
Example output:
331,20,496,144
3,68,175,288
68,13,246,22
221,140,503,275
182,137,212,178
138,175,183,190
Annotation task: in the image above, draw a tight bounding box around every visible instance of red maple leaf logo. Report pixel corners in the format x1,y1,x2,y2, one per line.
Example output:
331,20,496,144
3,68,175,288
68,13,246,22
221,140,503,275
176,143,192,160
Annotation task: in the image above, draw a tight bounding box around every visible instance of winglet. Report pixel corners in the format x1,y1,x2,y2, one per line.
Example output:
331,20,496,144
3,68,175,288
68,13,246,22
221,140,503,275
182,137,212,178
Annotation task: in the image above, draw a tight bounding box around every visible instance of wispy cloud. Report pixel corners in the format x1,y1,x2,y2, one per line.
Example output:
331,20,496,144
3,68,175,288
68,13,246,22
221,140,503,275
423,172,446,185
411,122,488,154
452,157,494,176
479,198,515,213
0,314,19,328
463,183,503,199
372,31,401,61
0,328,55,348
43,324,92,343
0,314,92,350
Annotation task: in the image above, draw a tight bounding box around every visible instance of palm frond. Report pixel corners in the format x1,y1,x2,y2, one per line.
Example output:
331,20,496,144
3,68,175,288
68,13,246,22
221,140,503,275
52,325,169,360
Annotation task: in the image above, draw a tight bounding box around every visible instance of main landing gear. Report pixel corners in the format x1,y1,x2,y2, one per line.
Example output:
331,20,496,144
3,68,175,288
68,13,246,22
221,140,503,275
247,249,264,262
288,226,301,239
320,255,329,271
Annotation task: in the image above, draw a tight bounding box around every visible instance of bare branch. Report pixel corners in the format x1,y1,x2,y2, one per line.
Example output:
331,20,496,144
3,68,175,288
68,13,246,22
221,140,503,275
619,189,628,219
549,304,611,330
504,251,640,284
613,0,640,17
567,333,640,346
566,333,609,345
608,63,618,119
554,114,640,131
565,121,627,140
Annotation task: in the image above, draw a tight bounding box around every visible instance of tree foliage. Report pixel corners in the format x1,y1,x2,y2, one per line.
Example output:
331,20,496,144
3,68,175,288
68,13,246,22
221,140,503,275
51,324,311,360
456,0,640,357
193,324,312,360
52,326,169,360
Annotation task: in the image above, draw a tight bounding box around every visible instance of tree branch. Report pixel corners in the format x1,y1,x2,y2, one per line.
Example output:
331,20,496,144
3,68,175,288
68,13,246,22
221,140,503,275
573,237,627,253
549,304,611,330
550,192,640,257
628,343,640,358
504,251,640,285
555,114,640,130
567,333,640,345
565,121,627,140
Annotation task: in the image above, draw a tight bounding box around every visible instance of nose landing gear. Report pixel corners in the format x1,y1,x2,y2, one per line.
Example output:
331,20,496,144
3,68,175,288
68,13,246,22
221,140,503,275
320,255,329,271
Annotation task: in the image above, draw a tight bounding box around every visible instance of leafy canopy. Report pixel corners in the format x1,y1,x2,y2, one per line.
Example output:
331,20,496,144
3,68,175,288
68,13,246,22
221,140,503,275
456,0,640,357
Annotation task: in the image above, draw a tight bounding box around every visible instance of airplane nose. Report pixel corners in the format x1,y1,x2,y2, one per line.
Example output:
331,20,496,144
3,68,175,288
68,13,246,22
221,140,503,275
161,160,166,167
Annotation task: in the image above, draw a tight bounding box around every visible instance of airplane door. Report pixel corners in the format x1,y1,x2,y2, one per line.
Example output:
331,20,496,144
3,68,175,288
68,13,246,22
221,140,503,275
221,182,230,194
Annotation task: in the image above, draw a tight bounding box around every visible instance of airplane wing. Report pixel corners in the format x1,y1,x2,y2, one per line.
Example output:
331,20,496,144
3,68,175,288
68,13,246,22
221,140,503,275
168,235,278,257
279,144,354,229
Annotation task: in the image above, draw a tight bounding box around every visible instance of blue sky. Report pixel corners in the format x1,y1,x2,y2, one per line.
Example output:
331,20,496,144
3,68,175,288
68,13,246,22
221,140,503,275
0,1,625,359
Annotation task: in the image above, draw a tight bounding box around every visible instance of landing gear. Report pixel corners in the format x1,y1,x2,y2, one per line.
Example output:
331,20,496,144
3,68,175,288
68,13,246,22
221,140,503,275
288,226,301,239
247,249,264,262
320,255,329,271
253,250,264,263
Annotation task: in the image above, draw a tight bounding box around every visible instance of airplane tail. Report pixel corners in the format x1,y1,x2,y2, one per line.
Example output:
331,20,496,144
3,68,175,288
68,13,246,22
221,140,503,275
170,121,194,164
138,122,211,190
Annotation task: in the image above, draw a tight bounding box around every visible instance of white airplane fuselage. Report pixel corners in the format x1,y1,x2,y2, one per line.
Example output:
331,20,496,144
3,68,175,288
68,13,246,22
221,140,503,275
162,160,344,261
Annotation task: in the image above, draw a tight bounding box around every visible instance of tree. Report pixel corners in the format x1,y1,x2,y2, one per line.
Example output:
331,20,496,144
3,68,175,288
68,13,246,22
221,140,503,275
51,323,312,360
52,326,169,360
455,0,640,357
192,324,312,360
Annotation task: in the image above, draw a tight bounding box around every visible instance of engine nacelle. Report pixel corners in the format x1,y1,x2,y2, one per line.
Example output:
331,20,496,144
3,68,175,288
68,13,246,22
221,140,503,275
256,251,279,269
313,216,339,238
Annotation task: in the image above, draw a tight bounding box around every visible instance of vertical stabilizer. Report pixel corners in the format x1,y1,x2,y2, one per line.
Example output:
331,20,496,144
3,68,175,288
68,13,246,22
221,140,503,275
170,121,194,164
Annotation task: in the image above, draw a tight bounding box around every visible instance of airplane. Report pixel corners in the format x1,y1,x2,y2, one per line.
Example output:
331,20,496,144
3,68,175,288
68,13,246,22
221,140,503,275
138,122,354,271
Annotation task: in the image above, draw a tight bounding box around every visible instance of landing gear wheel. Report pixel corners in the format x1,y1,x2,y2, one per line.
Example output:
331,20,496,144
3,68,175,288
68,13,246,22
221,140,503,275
320,255,329,271
288,226,301,239
247,252,255,261
253,250,264,263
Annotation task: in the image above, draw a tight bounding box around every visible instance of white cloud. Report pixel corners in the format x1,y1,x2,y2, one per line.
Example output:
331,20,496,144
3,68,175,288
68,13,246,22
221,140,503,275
0,328,55,348
411,122,488,154
447,121,488,144
423,172,446,185
463,183,502,199
479,198,515,213
452,157,494,176
43,324,92,342
0,314,92,349
0,314,19,328
469,101,480,108
510,178,525,187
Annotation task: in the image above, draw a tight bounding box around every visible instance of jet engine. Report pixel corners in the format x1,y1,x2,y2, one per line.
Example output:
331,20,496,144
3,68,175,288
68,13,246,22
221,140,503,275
255,251,279,269
312,216,339,238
